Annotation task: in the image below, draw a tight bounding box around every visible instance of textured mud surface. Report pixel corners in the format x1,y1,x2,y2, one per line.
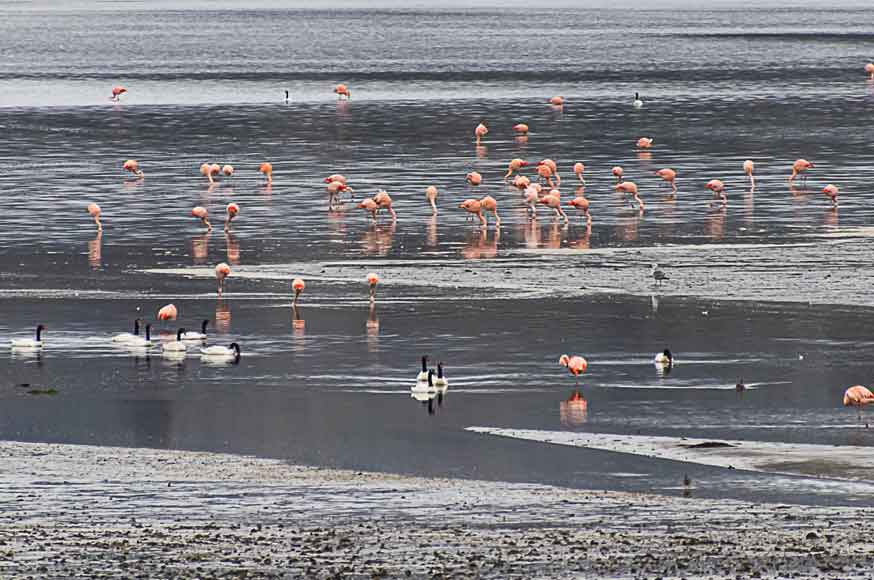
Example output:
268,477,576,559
1,441,873,579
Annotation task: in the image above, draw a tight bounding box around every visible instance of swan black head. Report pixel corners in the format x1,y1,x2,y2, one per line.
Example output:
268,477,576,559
427,368,434,387
134,318,142,335
437,362,444,379
201,319,210,334
36,324,45,340
635,92,640,100
421,355,428,372
664,348,672,361
177,328,186,341
229,343,241,357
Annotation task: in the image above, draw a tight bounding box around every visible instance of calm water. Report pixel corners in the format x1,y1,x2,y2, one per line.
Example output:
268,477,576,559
2,0,874,506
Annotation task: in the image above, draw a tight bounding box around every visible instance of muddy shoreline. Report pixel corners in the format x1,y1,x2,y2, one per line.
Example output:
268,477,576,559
1,440,873,579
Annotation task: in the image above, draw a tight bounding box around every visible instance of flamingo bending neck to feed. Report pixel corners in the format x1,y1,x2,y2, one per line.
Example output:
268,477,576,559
844,385,874,424
744,160,755,189
559,354,588,385
789,159,813,184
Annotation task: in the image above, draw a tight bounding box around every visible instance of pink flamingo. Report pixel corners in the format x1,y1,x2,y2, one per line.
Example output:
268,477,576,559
215,262,231,295
222,164,234,177
539,190,568,222
459,199,486,226
789,159,813,184
326,180,353,209
358,198,379,220
324,174,347,184
866,63,874,80
292,278,305,305
705,179,727,206
523,185,540,218
549,96,564,106
513,123,529,135
637,137,653,149
573,162,585,185
225,203,239,231
475,122,488,146
191,206,212,231
373,190,397,220
157,304,178,321
110,86,127,101
259,162,273,184
822,184,839,207
367,272,379,302
615,181,645,211
656,168,677,194
200,163,220,184
844,385,874,422
612,166,624,182
426,186,438,214
466,171,482,186
559,354,588,386
87,203,102,232
480,195,501,227
334,84,351,99
123,159,144,178
505,158,528,180
568,194,591,222
744,160,755,189
537,164,557,188
538,159,560,185
513,175,531,189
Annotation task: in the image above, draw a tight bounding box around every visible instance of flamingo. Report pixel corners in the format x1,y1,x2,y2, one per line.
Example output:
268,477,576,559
326,180,354,209
615,181,645,211
844,385,874,423
504,158,528,180
367,272,379,302
475,122,488,145
459,199,486,226
215,262,231,295
110,86,127,101
157,304,178,321
789,159,813,184
191,206,212,231
822,184,839,207
568,194,591,222
512,123,529,135
123,159,144,178
549,96,564,106
324,174,347,184
539,190,568,222
480,195,501,227
537,163,557,188
523,186,540,218
637,137,653,149
334,84,351,99
222,164,234,177
866,63,874,80
744,160,755,189
259,162,273,184
656,168,677,194
513,175,530,189
573,162,585,185
373,190,397,220
705,179,727,206
358,198,379,220
87,203,102,232
466,171,482,186
426,186,438,214
538,159,560,185
292,278,305,305
559,354,588,385
612,166,624,182
225,203,239,232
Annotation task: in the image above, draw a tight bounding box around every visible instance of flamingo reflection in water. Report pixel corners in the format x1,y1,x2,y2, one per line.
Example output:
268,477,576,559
559,391,588,427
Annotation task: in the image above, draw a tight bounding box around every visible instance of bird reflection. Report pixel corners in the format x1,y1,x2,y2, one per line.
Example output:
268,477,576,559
426,215,438,248
823,207,839,228
615,212,641,242
360,222,395,256
366,302,379,351
292,304,305,336
225,232,240,265
122,178,144,190
559,391,588,426
260,183,273,198
522,220,541,248
462,226,500,259
215,300,231,334
568,221,591,250
88,232,102,270
514,134,528,147
475,145,488,159
636,151,652,161
543,222,564,249
11,347,43,365
705,205,726,240
651,294,660,314
191,232,210,265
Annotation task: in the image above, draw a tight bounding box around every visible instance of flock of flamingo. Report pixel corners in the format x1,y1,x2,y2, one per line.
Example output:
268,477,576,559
13,72,874,417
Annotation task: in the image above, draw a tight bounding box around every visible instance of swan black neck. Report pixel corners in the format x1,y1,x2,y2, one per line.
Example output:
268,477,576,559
635,92,640,100
36,325,44,341
134,319,141,335
144,324,151,341
437,363,444,379
427,369,434,387
421,356,428,372
177,328,186,341
201,319,209,334
664,349,672,362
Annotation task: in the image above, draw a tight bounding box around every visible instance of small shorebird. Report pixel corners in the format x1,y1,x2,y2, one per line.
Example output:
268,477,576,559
651,263,669,285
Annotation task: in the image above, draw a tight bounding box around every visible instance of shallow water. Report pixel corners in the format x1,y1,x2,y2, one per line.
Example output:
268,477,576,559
2,0,874,507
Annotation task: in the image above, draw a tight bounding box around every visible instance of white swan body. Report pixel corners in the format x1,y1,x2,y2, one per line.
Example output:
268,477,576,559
112,319,142,343
416,356,429,382
162,328,188,353
200,342,240,360
11,325,45,348
182,320,209,341
126,324,153,347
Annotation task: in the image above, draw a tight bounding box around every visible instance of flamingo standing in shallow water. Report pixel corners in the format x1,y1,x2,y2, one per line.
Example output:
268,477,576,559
358,198,379,220
373,190,397,220
459,199,486,226
744,160,755,190
559,354,588,385
612,166,624,182
326,180,353,210
123,159,144,178
225,203,239,231
215,262,231,295
523,186,541,218
549,96,564,106
505,158,528,180
637,137,653,149
110,86,127,101
513,175,530,189
538,159,560,185
656,168,677,195
480,196,501,227
822,184,839,207
157,304,178,321
539,190,568,222
259,162,273,184
866,63,874,80
292,278,305,305
789,159,813,184
367,272,379,302
475,122,488,146
705,179,727,206
573,162,585,185
191,206,212,231
513,123,529,135
87,203,102,232
426,186,438,214
324,174,347,184
334,84,351,99
616,181,645,211
844,385,874,423
568,194,591,222
466,171,482,186
222,164,234,178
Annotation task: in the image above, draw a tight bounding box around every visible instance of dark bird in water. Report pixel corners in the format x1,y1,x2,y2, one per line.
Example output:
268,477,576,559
736,379,746,392
683,474,691,487
284,90,289,102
